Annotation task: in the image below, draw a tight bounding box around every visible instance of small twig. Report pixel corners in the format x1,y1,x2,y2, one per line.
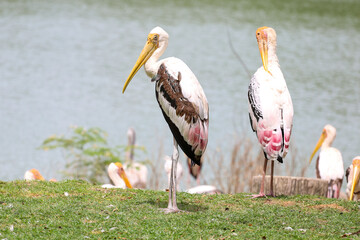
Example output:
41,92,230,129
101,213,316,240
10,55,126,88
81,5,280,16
226,28,252,78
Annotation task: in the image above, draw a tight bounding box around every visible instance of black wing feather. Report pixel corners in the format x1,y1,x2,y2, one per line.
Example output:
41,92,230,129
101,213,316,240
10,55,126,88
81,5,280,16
248,79,263,123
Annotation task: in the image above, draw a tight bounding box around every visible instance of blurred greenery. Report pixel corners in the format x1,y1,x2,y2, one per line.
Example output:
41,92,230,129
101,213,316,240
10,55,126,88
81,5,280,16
39,126,145,184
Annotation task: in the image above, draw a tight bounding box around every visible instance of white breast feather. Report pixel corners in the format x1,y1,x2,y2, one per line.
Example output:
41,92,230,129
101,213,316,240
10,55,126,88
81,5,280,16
318,148,344,180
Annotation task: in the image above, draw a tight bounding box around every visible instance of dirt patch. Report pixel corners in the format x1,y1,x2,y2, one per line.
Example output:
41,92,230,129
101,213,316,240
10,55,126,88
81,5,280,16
310,203,349,212
263,199,297,207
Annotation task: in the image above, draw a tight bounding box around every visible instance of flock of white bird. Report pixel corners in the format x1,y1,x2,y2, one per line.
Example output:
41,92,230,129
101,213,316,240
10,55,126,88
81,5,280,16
24,26,360,214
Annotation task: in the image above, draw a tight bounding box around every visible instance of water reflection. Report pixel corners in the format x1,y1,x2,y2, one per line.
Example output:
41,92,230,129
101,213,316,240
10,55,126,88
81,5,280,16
0,0,359,188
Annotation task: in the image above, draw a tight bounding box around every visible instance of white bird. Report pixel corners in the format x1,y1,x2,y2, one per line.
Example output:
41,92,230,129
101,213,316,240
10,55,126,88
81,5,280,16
164,155,183,191
122,26,209,213
124,128,148,189
24,169,57,182
345,156,360,201
102,162,133,189
309,124,344,198
187,185,223,195
248,26,294,198
24,169,45,181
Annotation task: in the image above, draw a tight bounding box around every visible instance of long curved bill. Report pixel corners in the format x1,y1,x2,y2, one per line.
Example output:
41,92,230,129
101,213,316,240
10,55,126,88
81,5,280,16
309,131,326,164
119,168,133,189
349,161,360,200
122,35,158,93
258,39,269,73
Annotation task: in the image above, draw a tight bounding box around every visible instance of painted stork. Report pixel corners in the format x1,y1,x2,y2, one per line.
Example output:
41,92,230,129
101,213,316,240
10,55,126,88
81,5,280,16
345,156,360,200
164,155,183,191
24,169,57,182
124,128,148,189
309,124,344,198
122,26,209,213
248,26,293,198
102,162,133,189
24,169,45,181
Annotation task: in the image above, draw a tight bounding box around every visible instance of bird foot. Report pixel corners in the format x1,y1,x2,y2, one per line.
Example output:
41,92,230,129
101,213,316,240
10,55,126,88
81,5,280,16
247,192,276,198
161,207,182,214
247,193,267,199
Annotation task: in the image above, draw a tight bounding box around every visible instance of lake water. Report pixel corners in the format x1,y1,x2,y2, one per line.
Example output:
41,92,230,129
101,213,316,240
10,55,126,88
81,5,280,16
1,0,359,190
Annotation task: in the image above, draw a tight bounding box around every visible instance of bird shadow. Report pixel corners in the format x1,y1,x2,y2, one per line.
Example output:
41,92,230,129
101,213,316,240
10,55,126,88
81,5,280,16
143,199,209,213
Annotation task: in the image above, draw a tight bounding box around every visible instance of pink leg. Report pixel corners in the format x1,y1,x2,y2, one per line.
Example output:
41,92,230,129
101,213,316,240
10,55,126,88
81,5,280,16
250,158,268,198
269,160,275,197
196,175,200,185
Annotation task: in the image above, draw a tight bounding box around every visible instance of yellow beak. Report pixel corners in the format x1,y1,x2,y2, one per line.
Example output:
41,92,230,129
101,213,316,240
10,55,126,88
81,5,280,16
122,34,158,93
119,168,133,189
31,169,45,181
258,38,269,74
349,164,360,200
309,131,326,164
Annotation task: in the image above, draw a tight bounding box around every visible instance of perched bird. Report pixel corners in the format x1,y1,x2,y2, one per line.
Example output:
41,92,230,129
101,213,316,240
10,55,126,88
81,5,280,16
248,26,294,198
345,156,360,201
102,162,133,189
124,128,148,189
164,155,183,191
187,156,203,185
309,124,344,198
122,26,209,213
24,169,45,181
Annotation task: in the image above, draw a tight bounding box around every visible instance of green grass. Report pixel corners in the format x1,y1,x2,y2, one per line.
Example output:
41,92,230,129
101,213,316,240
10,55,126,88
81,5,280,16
0,180,359,239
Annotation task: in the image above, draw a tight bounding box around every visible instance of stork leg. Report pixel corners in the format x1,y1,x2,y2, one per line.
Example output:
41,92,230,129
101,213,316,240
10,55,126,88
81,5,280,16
196,176,200,185
164,138,180,213
250,158,268,198
269,160,275,197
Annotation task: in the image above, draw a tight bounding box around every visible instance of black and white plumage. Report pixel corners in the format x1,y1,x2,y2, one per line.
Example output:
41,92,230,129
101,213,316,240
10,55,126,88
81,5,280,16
248,27,293,198
122,26,209,213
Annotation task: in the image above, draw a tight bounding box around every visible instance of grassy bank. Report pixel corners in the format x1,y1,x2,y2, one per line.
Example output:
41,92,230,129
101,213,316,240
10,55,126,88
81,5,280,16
0,180,359,239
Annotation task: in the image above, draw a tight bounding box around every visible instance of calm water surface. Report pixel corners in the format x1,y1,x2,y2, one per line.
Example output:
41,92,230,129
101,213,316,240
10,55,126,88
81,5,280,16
1,0,359,189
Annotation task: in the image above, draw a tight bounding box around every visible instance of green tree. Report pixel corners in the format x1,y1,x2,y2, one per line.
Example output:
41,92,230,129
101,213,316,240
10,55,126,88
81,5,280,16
39,126,145,184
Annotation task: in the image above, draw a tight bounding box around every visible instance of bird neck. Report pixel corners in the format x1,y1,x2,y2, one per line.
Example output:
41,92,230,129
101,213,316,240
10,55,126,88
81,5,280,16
268,44,279,66
144,40,168,78
321,137,334,149
108,169,125,188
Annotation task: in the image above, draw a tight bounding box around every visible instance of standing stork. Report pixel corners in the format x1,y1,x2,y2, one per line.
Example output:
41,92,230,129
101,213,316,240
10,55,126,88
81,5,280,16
346,156,360,201
248,26,294,198
122,27,209,213
309,124,344,198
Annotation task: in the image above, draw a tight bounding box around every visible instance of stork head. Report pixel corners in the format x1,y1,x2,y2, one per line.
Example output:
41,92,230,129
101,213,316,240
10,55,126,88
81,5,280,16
122,26,169,93
349,156,360,200
114,162,133,189
309,124,336,164
24,169,45,181
256,26,277,74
